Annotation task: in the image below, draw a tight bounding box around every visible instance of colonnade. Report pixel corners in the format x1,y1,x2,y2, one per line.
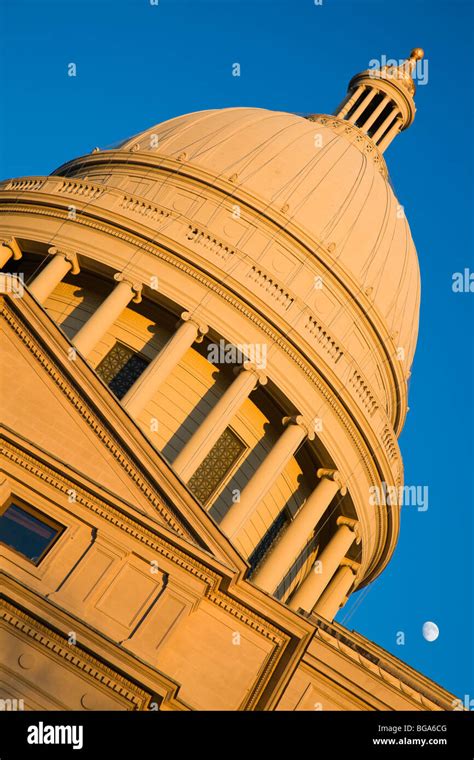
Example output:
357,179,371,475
335,84,403,151
3,241,361,619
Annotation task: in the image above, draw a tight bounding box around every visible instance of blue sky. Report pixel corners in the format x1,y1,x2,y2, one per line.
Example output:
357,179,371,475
1,0,472,700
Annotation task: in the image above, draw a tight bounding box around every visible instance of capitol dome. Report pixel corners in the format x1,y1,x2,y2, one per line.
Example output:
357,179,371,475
0,50,426,625
117,106,420,369
0,41,459,713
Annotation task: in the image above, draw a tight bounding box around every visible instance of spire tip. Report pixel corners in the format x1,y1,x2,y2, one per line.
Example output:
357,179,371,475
410,48,424,61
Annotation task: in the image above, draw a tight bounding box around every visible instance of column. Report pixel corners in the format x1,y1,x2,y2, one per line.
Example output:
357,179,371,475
29,247,80,304
220,415,315,540
252,469,346,594
346,89,378,126
371,107,398,144
122,312,208,416
0,237,22,269
73,273,142,358
335,85,365,119
313,560,360,621
378,117,403,152
362,94,391,132
173,362,267,482
289,517,360,613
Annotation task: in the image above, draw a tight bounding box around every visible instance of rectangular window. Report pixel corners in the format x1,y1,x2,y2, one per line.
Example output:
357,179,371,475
248,509,291,573
274,532,319,601
95,341,149,400
187,427,246,505
0,501,63,564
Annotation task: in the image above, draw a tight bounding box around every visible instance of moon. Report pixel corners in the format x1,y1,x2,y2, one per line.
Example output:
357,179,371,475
422,621,439,642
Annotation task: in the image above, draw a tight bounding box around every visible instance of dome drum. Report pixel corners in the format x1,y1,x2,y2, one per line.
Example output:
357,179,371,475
0,55,422,615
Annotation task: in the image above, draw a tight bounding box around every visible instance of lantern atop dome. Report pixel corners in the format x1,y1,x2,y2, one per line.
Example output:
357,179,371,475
333,48,426,152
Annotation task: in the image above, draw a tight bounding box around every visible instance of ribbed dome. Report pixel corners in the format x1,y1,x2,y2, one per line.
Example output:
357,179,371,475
118,107,420,367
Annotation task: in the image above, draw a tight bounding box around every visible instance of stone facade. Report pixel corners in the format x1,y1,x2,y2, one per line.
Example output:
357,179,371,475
0,50,457,710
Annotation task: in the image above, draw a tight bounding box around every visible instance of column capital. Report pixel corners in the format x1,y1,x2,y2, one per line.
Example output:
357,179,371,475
317,468,347,495
338,561,360,607
47,246,80,275
1,237,22,261
114,272,142,303
234,361,268,387
180,311,208,342
340,557,361,576
336,516,362,544
282,414,316,441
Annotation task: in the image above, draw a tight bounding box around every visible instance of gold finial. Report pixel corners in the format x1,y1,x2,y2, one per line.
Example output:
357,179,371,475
410,48,424,61
400,48,425,79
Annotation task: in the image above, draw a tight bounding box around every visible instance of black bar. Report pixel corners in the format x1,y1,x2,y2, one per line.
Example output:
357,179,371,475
0,710,473,758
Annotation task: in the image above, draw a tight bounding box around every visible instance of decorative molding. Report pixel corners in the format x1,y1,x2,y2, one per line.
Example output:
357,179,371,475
120,195,172,224
5,178,45,192
1,436,290,710
186,224,235,261
207,590,290,710
57,179,105,201
1,439,187,550
246,265,294,311
349,370,379,416
304,314,344,363
0,300,190,539
314,621,455,711
306,116,387,177
381,425,398,462
208,590,286,645
0,599,151,710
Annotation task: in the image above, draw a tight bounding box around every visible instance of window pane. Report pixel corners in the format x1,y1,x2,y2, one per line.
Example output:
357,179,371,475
188,427,246,504
248,510,290,573
274,532,319,601
96,342,149,400
0,504,61,563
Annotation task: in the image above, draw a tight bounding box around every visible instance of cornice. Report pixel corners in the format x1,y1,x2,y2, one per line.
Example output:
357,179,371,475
0,574,191,710
0,165,408,433
0,298,191,539
312,619,457,711
1,437,289,643
3,291,280,574
1,290,274,571
1,435,210,571
0,598,152,710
